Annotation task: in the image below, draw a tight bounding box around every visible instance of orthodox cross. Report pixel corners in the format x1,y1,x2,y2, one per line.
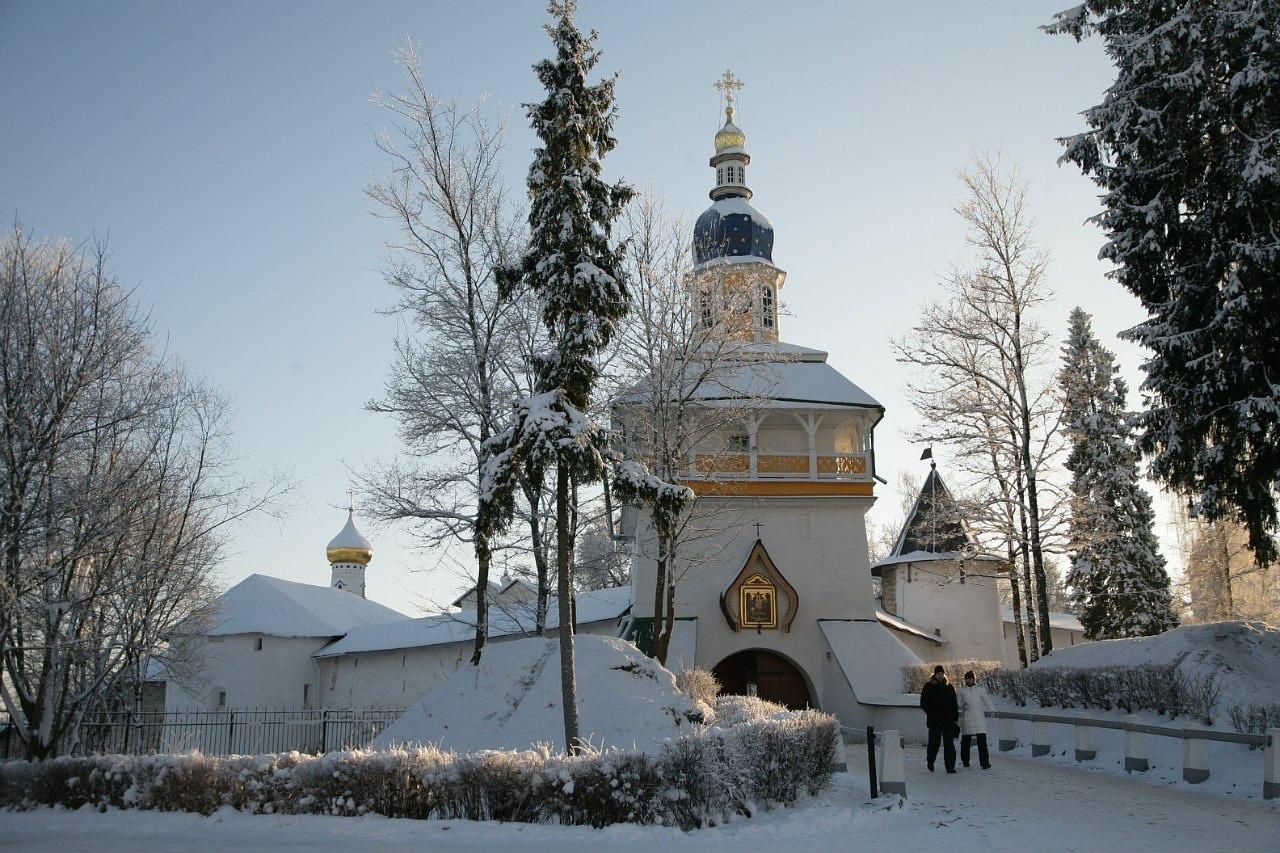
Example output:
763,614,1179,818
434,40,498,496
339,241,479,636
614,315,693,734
714,69,745,118
346,486,357,514
753,521,764,539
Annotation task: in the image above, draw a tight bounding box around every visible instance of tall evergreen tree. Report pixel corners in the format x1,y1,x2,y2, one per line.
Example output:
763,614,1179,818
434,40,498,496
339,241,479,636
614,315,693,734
478,0,635,754
1059,307,1178,638
1048,2,1280,564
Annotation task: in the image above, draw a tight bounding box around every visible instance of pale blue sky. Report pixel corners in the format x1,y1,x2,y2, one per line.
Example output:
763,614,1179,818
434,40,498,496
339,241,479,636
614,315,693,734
2,2,1161,612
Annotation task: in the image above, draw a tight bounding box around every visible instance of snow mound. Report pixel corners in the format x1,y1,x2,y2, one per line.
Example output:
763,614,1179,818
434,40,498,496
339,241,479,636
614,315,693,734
1032,621,1280,711
372,634,705,753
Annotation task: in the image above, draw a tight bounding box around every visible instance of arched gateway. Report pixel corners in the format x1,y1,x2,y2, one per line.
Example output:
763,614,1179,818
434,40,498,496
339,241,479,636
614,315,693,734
712,650,813,710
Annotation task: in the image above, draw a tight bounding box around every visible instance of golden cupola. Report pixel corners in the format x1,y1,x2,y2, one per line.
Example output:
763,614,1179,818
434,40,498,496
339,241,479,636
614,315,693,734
327,509,373,565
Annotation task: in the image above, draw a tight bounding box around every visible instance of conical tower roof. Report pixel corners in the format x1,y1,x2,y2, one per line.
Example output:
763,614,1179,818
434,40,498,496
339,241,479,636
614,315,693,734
873,466,1002,573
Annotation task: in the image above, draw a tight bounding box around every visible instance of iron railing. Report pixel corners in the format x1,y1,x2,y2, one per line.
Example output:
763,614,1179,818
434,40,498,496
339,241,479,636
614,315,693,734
0,707,406,759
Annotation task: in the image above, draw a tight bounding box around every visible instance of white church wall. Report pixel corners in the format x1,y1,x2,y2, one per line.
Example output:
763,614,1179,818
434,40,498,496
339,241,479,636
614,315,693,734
891,560,1006,663
165,634,328,711
1001,622,1087,668
316,617,624,711
631,494,878,714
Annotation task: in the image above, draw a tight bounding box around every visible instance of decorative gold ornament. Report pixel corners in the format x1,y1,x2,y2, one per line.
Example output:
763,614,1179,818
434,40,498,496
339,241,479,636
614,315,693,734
326,546,373,565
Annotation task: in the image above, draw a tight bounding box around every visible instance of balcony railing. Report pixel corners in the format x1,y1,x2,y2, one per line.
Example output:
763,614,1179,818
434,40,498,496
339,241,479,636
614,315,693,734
689,450,868,481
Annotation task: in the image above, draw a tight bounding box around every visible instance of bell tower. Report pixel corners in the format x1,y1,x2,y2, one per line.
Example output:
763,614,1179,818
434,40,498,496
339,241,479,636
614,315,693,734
691,70,786,343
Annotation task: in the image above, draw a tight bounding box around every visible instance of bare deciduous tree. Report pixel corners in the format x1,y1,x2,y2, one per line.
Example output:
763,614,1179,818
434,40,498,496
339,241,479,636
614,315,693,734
0,225,287,757
894,153,1065,658
360,42,526,665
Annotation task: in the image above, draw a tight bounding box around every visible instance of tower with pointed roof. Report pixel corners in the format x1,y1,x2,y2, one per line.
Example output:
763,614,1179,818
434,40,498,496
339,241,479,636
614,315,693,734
617,74,934,731
872,459,1011,661
327,506,373,598
690,70,786,343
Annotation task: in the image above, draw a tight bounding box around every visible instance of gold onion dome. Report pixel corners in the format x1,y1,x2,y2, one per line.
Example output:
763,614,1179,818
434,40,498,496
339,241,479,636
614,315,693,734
714,106,746,152
326,509,373,565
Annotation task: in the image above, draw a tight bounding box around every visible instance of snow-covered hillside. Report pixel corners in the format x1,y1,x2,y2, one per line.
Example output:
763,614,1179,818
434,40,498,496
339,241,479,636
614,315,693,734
1032,621,1280,712
373,635,705,753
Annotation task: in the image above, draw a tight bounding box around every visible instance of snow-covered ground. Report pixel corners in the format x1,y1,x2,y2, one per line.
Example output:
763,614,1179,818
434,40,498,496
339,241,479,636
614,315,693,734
5,745,1274,852
1033,620,1280,714
373,634,704,753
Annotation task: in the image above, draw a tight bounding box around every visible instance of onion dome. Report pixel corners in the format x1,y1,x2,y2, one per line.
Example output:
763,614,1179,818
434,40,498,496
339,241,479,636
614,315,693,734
326,509,373,566
714,117,746,154
693,196,775,266
694,86,774,267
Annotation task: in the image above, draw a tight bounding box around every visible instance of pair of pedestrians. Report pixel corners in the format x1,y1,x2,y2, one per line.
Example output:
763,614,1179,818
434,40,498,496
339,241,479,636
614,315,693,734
919,665,994,773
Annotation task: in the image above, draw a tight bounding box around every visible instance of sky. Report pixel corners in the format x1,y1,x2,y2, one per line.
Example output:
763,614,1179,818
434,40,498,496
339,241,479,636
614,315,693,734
0,1,1172,614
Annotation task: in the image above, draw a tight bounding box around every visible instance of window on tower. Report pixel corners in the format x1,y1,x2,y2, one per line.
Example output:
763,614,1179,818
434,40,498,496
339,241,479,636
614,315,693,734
761,284,775,328
700,290,713,328
717,167,724,186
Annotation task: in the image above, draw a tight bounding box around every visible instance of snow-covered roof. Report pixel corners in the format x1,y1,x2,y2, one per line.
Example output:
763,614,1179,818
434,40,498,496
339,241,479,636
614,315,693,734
819,619,922,704
872,550,1007,573
316,585,631,658
693,350,882,411
450,577,536,608
199,574,408,638
875,609,946,644
872,466,1000,574
706,196,772,230
327,511,372,552
1000,607,1084,633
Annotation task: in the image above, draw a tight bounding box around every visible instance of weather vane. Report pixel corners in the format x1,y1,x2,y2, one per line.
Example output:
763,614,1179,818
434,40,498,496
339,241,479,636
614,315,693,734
714,69,745,120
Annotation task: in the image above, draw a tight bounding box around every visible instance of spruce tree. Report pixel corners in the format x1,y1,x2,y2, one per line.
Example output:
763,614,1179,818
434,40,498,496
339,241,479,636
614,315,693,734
1059,307,1179,638
478,0,633,754
1048,2,1280,564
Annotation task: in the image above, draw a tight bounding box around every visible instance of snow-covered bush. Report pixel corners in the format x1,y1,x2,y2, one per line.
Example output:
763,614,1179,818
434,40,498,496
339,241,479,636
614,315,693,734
674,667,721,709
901,660,1002,694
984,664,1220,724
1227,702,1280,738
710,694,793,727
0,703,840,830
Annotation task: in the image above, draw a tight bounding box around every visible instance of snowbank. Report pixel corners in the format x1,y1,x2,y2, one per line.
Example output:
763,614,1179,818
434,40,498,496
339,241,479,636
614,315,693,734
373,634,705,753
1032,621,1280,713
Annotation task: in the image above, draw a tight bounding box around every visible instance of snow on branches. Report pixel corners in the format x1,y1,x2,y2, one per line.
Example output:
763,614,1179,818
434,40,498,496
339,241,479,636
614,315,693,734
1048,1,1280,564
1059,307,1178,639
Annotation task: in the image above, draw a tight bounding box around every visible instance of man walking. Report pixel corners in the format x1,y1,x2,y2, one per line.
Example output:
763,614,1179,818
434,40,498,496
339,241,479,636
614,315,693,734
920,664,959,773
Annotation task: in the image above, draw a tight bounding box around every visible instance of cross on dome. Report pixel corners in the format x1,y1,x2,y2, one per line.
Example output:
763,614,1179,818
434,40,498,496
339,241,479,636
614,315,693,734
714,69,745,121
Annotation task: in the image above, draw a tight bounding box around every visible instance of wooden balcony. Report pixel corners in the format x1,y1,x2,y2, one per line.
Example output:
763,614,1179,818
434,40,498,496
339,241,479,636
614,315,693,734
689,450,868,481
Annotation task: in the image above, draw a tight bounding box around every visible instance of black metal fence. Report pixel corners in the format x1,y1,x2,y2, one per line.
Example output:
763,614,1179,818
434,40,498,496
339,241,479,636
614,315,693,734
0,707,406,759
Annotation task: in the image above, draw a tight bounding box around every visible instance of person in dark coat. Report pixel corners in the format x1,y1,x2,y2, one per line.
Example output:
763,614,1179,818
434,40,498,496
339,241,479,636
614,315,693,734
919,664,959,773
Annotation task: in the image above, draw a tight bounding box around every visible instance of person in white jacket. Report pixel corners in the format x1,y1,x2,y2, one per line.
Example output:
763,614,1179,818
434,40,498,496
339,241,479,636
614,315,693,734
956,670,995,769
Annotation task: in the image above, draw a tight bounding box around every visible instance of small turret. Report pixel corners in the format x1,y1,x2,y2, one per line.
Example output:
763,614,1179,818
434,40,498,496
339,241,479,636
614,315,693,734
327,507,372,598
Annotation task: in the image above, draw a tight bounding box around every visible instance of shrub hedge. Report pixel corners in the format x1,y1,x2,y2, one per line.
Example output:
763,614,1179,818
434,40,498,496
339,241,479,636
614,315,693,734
0,698,839,831
901,660,1003,694
982,663,1221,725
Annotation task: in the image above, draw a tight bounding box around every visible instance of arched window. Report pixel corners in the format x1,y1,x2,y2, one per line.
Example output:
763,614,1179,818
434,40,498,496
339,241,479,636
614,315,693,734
700,290,713,328
761,284,775,328
717,167,725,186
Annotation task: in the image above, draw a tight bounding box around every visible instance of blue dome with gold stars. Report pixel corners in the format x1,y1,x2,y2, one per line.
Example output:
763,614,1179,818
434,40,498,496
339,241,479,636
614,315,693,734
693,196,774,266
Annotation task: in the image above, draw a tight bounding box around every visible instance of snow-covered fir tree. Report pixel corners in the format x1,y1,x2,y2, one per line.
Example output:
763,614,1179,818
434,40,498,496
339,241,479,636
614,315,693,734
478,0,644,754
1059,307,1178,639
1048,1,1280,565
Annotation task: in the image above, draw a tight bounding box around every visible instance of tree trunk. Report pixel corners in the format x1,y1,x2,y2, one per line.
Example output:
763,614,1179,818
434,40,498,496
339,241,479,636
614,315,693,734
651,548,668,658
1015,469,1040,663
656,581,676,667
555,459,581,754
526,484,549,636
1007,547,1028,669
471,536,490,666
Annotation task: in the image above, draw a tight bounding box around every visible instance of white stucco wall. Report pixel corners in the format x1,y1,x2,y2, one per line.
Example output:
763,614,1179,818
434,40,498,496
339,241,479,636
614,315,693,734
1001,622,1087,667
315,617,623,710
630,494,878,714
888,560,1006,663
165,634,330,711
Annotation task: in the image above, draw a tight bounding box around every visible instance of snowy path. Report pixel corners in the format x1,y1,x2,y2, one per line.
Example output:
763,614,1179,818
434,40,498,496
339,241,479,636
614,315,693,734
2,746,1274,852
